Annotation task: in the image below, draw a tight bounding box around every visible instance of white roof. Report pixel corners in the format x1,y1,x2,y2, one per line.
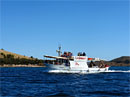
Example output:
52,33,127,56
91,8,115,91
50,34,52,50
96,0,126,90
44,55,69,59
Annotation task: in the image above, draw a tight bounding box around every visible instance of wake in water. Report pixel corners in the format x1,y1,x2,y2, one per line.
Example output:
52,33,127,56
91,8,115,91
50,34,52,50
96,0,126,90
48,70,130,74
106,70,130,73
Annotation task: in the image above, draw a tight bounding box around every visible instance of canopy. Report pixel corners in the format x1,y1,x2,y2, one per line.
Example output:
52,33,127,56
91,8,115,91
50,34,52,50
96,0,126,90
44,55,102,61
44,55,69,59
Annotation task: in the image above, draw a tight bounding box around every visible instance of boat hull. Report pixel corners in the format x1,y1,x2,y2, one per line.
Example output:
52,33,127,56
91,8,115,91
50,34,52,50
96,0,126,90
45,64,109,73
45,63,70,70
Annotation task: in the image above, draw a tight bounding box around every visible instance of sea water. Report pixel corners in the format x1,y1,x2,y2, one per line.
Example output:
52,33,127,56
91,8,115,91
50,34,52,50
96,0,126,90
0,66,130,97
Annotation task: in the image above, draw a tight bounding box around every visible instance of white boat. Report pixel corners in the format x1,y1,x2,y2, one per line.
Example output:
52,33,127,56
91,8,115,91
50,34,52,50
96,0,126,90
44,46,110,73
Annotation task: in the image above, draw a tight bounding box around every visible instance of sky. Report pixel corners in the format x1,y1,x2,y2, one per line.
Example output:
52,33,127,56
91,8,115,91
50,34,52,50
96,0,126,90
1,0,130,60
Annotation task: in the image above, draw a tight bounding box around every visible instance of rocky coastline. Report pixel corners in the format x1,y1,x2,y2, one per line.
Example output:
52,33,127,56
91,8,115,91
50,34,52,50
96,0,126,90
0,64,45,67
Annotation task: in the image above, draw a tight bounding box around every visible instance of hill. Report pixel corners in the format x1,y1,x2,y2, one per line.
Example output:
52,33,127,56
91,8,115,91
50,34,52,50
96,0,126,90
0,49,43,65
110,56,130,64
102,56,130,66
0,49,33,59
93,56,130,66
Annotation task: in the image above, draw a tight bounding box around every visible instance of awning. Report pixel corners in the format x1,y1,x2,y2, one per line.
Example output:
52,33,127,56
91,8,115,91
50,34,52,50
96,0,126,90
44,55,68,59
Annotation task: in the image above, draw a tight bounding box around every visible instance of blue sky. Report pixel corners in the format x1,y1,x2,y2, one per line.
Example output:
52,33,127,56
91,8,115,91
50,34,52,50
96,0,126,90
1,0,129,60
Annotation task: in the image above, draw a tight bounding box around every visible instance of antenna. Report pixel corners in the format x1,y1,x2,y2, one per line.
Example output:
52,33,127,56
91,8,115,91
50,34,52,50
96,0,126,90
56,44,62,56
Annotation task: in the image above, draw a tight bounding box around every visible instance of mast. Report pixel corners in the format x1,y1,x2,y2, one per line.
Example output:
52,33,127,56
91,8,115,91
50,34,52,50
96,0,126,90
56,45,62,56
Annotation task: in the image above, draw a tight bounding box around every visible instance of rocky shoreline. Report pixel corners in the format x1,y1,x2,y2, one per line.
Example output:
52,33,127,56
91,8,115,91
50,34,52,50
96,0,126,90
0,64,45,67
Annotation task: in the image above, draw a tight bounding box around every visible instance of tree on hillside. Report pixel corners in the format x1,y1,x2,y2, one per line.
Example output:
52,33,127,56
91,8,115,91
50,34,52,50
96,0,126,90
0,53,6,58
30,56,33,58
125,60,130,64
1,53,4,55
6,54,14,59
1,48,4,50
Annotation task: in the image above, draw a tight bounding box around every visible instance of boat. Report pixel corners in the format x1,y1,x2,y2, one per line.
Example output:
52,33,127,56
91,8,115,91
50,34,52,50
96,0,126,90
44,46,110,73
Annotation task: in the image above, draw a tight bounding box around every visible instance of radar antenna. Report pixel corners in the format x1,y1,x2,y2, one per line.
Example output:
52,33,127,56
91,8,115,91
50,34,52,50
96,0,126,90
56,45,62,56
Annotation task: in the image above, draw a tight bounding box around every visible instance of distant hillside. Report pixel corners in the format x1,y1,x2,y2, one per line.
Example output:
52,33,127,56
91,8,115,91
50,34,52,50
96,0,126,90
0,49,43,65
0,49,33,59
110,56,130,64
100,56,130,66
93,56,130,66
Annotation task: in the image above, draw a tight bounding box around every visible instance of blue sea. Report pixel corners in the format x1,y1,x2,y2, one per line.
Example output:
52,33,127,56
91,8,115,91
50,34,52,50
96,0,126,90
0,67,130,97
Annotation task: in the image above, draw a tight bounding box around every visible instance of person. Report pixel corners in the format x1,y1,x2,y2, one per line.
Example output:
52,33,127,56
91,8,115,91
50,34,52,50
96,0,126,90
99,60,105,68
83,52,86,56
77,52,81,56
65,60,70,66
89,61,95,67
99,64,103,68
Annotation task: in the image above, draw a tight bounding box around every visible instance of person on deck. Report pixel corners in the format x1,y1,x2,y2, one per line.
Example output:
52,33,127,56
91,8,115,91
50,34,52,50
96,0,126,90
83,52,86,56
89,61,96,67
